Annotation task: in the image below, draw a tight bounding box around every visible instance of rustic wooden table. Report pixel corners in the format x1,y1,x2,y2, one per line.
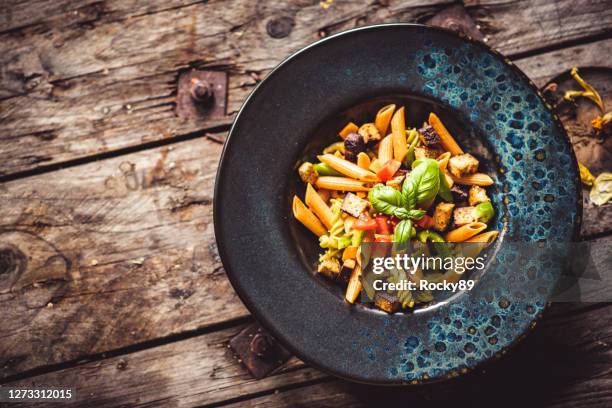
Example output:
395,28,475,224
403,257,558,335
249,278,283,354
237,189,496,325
1,1,611,407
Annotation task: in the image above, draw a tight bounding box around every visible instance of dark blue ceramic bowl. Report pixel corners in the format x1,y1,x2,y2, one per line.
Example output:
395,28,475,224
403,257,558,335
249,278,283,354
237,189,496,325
214,24,580,384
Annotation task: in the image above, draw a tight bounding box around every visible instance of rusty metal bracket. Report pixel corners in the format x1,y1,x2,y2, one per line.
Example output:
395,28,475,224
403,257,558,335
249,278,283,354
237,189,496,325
176,70,228,120
426,4,485,41
229,322,292,379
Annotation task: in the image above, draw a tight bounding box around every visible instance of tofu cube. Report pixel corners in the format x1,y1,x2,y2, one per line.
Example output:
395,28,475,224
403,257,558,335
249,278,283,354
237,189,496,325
448,153,479,178
453,206,477,226
374,292,401,313
318,258,340,279
469,185,490,206
341,193,369,217
433,202,455,232
298,162,318,184
414,146,442,160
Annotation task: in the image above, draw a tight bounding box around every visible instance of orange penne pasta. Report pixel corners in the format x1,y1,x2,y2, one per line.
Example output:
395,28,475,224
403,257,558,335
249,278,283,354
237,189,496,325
342,246,358,261
465,230,499,244
378,135,393,163
437,152,451,171
305,183,334,230
315,176,370,192
339,122,359,139
451,173,494,186
445,222,487,243
318,154,379,182
444,170,454,188
391,107,408,162
345,263,362,304
292,196,326,236
375,104,396,136
357,152,371,170
429,113,464,155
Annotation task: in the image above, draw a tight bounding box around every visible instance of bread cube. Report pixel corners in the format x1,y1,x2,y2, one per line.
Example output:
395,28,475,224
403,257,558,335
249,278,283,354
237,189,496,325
448,153,479,178
433,202,455,232
469,185,490,206
453,206,477,226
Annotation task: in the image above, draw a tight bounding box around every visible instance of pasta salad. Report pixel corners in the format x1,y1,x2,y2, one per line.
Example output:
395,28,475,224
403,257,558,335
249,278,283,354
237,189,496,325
293,105,498,312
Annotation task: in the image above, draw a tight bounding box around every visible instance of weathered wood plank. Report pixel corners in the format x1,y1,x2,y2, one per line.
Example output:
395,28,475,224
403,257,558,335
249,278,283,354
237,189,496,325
1,0,611,176
227,304,612,408
5,322,324,408
7,303,611,407
0,136,249,378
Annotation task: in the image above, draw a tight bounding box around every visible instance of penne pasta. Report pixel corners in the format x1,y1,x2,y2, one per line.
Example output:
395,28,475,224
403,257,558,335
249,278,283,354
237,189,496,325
437,151,451,171
375,104,396,136
315,176,370,192
445,222,487,242
465,230,499,243
378,135,393,163
293,196,326,236
318,154,379,182
444,170,454,188
339,122,359,139
451,173,494,186
357,152,371,170
429,112,464,155
391,107,408,162
345,263,362,304
305,183,335,230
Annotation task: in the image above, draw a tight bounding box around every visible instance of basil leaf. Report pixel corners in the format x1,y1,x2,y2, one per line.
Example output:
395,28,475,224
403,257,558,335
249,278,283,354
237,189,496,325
438,168,453,202
368,185,402,215
402,158,440,209
393,219,413,244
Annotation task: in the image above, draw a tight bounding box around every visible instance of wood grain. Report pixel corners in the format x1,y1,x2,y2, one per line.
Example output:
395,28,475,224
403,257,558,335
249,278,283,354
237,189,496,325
1,0,611,176
0,136,248,379
6,303,611,407
1,39,611,379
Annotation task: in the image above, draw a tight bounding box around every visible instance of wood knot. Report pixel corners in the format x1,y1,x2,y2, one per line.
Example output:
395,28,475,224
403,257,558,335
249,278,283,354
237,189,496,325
266,16,295,39
0,244,27,279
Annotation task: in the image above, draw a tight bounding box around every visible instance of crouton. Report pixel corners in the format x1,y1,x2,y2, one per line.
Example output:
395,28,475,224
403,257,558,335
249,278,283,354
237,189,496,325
358,123,381,143
433,202,455,232
386,174,405,191
469,185,490,206
414,146,442,160
374,292,401,313
298,162,318,184
448,153,479,178
418,124,441,146
453,206,477,226
341,192,369,217
318,258,341,279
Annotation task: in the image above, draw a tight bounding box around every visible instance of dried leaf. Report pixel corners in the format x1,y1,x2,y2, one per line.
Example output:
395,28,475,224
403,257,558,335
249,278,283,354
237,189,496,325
578,162,595,186
590,172,612,206
563,67,605,112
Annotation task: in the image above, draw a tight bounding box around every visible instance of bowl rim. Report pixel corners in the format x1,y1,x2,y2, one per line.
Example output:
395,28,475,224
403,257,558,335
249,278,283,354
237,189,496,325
213,23,582,385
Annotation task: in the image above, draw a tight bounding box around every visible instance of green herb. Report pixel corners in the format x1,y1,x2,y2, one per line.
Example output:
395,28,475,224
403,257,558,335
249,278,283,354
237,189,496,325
403,158,440,209
474,201,495,223
393,219,414,245
313,162,342,176
368,185,426,220
437,168,453,202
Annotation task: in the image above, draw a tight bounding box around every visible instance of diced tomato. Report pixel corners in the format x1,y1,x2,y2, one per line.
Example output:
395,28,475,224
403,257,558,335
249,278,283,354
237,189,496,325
416,214,435,229
376,160,402,181
375,215,392,235
353,212,377,231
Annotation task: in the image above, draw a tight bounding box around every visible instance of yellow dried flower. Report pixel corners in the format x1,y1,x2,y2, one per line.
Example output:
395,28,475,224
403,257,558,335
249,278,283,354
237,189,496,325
578,162,595,186
590,173,612,206
592,111,612,135
563,67,604,112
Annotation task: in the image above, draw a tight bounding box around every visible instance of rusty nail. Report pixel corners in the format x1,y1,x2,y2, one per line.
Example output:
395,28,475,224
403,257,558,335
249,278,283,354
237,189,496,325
189,78,214,106
250,332,274,358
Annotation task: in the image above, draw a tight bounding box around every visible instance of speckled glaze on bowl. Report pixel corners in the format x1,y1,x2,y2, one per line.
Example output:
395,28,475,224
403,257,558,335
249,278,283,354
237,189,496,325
214,24,581,385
